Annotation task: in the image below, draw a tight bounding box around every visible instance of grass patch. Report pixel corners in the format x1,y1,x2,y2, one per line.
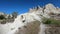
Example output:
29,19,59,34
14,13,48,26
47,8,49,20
42,18,60,25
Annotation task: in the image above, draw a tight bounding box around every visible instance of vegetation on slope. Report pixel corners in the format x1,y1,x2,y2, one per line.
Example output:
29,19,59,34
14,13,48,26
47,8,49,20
42,18,60,25
0,15,6,20
0,12,18,24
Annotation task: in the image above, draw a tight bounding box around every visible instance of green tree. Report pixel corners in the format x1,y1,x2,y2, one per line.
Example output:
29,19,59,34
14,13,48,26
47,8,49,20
0,15,5,20
12,11,18,18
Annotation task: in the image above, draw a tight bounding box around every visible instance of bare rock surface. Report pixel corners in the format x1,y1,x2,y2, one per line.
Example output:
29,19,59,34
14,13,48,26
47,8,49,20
45,24,60,34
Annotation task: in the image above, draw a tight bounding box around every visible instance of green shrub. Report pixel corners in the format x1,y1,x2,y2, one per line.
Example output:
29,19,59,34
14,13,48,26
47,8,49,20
0,15,5,20
42,18,60,25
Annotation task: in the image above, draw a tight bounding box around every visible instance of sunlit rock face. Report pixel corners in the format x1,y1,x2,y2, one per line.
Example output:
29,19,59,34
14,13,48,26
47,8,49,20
0,12,41,34
44,3,58,14
45,4,60,15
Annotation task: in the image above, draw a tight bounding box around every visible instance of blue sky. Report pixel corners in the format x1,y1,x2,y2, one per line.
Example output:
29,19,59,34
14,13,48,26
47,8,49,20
0,0,60,14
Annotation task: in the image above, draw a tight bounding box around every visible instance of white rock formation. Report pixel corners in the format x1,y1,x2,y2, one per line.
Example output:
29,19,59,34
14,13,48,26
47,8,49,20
0,12,41,34
44,3,60,15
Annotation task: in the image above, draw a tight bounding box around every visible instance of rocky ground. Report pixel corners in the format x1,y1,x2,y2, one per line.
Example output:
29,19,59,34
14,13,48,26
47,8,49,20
45,24,60,34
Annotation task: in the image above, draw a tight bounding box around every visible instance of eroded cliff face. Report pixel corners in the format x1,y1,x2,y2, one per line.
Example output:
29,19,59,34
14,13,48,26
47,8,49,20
27,3,60,34
30,3,60,20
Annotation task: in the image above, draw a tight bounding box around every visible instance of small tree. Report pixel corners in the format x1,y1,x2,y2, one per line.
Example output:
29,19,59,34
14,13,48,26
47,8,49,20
0,15,5,20
12,11,18,18
8,15,11,19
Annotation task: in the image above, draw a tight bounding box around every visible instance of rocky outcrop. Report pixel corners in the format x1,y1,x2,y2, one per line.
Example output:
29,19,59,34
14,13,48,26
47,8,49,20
28,3,60,34
29,3,60,19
